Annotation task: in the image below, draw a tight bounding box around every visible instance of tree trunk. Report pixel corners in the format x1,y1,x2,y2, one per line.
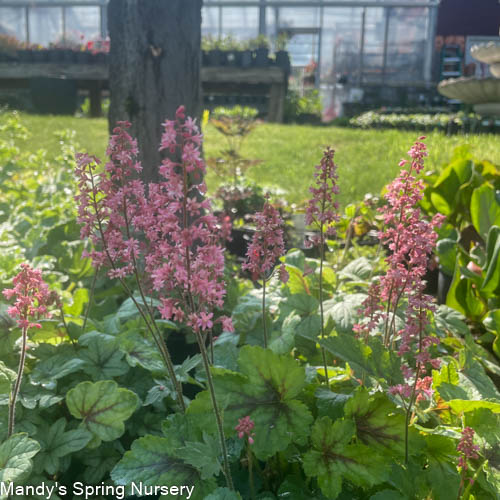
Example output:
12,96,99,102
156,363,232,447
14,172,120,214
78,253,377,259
108,0,202,183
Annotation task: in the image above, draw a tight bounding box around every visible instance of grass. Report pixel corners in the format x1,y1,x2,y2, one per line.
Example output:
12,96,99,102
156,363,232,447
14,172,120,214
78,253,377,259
10,111,500,208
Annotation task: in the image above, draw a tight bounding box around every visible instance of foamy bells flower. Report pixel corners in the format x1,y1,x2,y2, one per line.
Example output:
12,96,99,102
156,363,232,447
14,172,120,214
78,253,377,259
2,263,53,329
304,147,340,247
242,200,288,283
75,121,145,279
457,427,480,471
354,137,444,386
235,416,255,445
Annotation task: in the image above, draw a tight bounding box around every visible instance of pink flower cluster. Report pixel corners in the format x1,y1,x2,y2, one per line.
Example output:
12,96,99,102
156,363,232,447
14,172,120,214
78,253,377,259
354,138,445,396
457,426,480,471
2,263,53,329
75,106,232,333
235,415,255,444
305,147,340,247
243,199,289,283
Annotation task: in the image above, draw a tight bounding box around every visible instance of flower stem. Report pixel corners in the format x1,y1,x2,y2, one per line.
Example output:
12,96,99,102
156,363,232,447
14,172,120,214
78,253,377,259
195,330,234,490
248,446,256,500
8,325,28,438
262,277,267,348
319,228,329,387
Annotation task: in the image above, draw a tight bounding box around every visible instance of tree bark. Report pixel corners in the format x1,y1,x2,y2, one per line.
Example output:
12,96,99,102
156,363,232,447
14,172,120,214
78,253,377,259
108,0,202,183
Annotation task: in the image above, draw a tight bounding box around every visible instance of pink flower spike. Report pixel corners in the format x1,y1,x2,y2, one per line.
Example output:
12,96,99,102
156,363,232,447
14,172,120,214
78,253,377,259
235,416,255,444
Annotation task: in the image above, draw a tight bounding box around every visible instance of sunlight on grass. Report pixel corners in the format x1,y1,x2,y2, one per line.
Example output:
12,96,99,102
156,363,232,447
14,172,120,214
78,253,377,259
14,112,500,208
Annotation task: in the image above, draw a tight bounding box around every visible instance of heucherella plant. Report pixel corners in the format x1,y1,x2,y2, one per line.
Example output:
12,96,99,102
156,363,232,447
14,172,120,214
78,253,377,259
304,147,340,386
354,137,445,462
2,263,55,437
75,106,234,490
243,197,288,347
457,426,481,498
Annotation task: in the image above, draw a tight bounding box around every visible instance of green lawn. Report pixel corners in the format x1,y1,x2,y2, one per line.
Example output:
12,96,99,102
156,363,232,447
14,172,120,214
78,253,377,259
12,112,500,207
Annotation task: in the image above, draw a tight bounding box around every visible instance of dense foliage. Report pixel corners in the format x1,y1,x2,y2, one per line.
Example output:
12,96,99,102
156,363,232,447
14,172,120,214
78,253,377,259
0,110,499,500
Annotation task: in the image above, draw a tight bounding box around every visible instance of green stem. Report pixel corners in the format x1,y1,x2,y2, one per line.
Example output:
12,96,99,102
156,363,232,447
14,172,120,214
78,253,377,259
8,325,28,438
195,330,234,490
248,446,256,500
262,277,267,348
319,227,329,387
82,265,99,335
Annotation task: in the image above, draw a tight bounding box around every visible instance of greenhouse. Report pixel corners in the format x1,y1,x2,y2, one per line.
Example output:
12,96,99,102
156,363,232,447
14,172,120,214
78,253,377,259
1,0,440,88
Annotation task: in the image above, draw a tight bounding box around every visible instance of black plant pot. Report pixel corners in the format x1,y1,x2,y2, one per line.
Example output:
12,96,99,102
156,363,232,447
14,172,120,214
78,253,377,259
94,52,108,64
254,47,269,67
207,49,224,66
30,77,78,115
225,50,241,66
61,49,75,63
202,50,209,66
241,49,252,68
275,50,290,73
437,269,453,305
226,227,256,258
32,50,48,63
47,49,61,63
17,49,33,63
75,51,92,64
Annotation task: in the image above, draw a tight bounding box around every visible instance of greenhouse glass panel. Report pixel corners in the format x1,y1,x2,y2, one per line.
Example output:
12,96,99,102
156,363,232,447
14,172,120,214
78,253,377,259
221,6,259,40
362,7,386,83
202,6,220,38
65,7,100,43
278,7,320,29
321,7,363,85
384,7,428,82
0,7,26,42
29,7,62,47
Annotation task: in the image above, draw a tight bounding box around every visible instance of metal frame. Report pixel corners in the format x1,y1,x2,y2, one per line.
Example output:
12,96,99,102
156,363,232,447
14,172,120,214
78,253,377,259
0,0,441,85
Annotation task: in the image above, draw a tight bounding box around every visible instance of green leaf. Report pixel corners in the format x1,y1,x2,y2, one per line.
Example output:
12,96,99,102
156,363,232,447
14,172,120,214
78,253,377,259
344,388,406,455
286,293,318,316
370,492,405,500
35,418,92,475
111,435,215,500
30,355,85,387
448,399,500,414
270,312,300,355
481,226,500,294
436,239,458,275
430,165,461,216
0,361,16,398
323,294,367,334
300,330,403,387
119,331,165,373
209,346,313,460
204,488,242,500
471,184,500,240
66,380,138,442
176,433,222,480
434,305,469,337
0,433,40,485
63,287,89,317
338,257,372,282
315,387,351,420
78,331,129,380
303,416,388,498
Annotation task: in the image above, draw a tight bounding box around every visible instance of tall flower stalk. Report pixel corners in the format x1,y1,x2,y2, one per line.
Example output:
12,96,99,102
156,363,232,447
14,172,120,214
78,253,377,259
75,124,185,411
305,148,340,386
3,264,54,437
75,107,235,489
243,198,288,348
354,137,444,462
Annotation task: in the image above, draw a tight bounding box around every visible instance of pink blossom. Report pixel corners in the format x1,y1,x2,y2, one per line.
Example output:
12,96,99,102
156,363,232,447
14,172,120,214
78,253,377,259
75,108,231,335
304,147,340,246
354,137,444,397
2,263,53,329
242,199,287,282
457,427,480,471
235,415,255,444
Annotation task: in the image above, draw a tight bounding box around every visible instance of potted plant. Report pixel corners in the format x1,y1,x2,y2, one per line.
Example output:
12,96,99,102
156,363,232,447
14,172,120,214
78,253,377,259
274,32,290,73
251,34,270,67
0,34,21,63
240,39,253,68
202,35,225,66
